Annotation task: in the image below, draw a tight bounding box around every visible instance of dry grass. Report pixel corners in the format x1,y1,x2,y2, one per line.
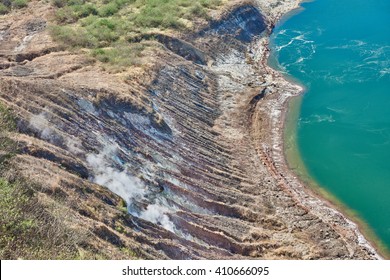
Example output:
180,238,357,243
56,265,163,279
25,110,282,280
0,178,83,259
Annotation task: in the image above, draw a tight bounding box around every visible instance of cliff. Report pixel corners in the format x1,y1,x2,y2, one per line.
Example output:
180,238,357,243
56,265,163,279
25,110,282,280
0,0,379,259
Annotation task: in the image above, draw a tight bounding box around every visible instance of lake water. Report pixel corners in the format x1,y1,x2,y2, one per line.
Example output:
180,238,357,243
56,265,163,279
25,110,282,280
269,0,390,253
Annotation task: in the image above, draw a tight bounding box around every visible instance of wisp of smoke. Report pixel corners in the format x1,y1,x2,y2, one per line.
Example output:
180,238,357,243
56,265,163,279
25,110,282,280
30,113,83,155
86,142,175,232
139,204,175,232
86,144,146,204
29,111,176,232
29,112,53,140
65,137,84,155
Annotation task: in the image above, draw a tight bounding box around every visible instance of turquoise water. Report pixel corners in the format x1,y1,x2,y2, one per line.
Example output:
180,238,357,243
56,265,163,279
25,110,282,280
269,0,390,251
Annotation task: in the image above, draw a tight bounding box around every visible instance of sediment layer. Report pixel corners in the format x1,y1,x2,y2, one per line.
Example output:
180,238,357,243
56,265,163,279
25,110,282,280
0,0,380,259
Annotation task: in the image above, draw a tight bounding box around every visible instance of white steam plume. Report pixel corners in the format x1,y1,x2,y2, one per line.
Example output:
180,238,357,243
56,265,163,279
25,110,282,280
29,112,53,140
86,142,175,232
29,112,175,232
86,144,146,204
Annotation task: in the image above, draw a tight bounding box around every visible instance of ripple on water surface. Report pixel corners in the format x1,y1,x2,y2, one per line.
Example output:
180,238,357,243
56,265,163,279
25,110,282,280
269,0,390,254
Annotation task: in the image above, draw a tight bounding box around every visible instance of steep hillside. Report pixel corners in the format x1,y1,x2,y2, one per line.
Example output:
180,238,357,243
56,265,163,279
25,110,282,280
0,0,380,259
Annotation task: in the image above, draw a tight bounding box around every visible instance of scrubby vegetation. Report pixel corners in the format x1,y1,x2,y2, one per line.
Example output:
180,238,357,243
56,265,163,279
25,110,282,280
49,0,222,68
0,0,28,15
0,104,16,132
0,104,17,164
0,178,82,259
0,104,82,259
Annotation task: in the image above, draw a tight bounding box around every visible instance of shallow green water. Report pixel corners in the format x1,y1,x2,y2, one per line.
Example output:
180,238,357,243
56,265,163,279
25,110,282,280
269,0,390,251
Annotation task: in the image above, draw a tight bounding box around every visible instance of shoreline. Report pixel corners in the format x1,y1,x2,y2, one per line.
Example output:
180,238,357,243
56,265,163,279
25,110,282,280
253,0,384,259
284,95,390,259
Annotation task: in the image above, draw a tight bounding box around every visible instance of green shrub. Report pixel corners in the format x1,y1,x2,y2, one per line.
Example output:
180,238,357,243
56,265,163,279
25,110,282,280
79,14,99,26
86,18,120,46
94,18,117,30
11,0,27,8
0,103,17,166
0,0,30,13
114,0,134,6
55,4,98,23
161,16,183,29
200,0,221,8
0,3,9,14
187,3,207,18
0,104,16,132
50,25,98,48
67,0,85,5
74,3,98,17
92,43,145,67
52,0,67,8
134,3,185,29
98,2,119,17
133,7,164,28
176,0,191,8
55,6,79,23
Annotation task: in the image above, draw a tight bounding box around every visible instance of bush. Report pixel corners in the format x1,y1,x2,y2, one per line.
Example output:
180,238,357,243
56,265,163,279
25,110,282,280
11,0,27,8
133,7,164,28
55,4,98,23
86,18,120,46
52,0,87,7
67,0,85,5
114,0,134,6
98,2,119,17
0,3,9,14
134,4,185,29
52,0,67,8
176,0,191,8
50,25,98,48
0,0,30,13
55,6,79,23
161,16,183,29
0,104,16,132
92,43,145,67
0,0,11,7
187,3,207,18
74,3,98,17
200,0,221,8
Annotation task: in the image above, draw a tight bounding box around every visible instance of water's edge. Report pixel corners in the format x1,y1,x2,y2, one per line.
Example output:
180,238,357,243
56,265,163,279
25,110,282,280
284,95,390,258
268,2,390,259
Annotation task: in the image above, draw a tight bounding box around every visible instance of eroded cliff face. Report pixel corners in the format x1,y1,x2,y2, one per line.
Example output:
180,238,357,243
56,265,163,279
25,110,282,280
0,1,379,259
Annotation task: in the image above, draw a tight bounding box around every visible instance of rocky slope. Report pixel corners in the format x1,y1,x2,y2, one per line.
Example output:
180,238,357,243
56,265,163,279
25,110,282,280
0,0,380,259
